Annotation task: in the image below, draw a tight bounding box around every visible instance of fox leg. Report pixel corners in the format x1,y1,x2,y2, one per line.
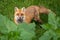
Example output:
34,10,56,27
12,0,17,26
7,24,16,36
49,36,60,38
34,15,43,23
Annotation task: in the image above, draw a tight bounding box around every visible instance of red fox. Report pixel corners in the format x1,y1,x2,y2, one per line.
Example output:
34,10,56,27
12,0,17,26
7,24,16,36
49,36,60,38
14,6,52,24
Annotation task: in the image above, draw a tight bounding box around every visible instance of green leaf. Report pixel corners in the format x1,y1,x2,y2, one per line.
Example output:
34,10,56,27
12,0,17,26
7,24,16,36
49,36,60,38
39,30,56,40
0,14,9,34
17,23,36,40
53,35,58,40
55,28,60,37
39,30,53,40
41,23,57,30
0,14,21,40
56,17,60,28
0,36,8,40
6,19,17,32
0,14,17,34
48,12,57,30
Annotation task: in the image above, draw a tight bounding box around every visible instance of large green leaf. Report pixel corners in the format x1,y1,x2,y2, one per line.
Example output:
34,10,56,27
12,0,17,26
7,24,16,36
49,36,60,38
39,30,52,40
17,23,36,40
39,30,56,40
41,24,55,30
0,14,17,34
48,11,57,30
0,14,9,34
0,14,21,40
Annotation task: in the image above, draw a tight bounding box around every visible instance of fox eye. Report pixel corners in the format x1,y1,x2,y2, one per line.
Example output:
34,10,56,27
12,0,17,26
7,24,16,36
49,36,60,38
21,14,24,16
16,14,19,15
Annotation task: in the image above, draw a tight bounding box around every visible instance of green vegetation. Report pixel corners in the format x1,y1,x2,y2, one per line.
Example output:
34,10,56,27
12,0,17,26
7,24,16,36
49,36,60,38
0,11,60,40
0,0,60,40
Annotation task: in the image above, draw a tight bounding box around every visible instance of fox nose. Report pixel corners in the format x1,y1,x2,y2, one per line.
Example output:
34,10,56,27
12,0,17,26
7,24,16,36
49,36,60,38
18,17,23,23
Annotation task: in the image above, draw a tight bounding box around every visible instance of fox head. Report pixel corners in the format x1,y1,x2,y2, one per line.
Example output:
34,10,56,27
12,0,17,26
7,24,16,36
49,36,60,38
14,7,26,24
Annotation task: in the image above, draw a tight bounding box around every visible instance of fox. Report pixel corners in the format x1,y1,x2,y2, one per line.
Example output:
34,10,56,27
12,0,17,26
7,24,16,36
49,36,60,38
14,5,53,24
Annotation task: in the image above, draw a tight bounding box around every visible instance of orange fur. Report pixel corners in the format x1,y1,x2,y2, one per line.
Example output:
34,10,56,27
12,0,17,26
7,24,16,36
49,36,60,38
14,6,52,24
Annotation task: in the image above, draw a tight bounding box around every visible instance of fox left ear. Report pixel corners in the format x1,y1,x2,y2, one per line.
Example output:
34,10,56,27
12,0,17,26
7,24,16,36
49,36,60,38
14,7,19,12
21,7,26,13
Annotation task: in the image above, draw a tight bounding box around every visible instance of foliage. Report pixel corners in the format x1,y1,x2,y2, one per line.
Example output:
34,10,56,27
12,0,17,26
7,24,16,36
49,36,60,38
0,11,60,40
39,11,60,40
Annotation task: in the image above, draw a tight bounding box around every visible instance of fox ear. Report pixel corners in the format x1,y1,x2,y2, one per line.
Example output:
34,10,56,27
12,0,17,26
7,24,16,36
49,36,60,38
21,7,26,12
14,7,19,12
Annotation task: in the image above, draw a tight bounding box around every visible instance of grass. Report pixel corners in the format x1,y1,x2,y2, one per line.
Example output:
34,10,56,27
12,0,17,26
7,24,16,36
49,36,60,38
0,0,60,21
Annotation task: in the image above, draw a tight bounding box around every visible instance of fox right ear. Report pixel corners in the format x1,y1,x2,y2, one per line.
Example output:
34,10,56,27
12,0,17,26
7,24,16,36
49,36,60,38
21,7,26,12
14,7,19,12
